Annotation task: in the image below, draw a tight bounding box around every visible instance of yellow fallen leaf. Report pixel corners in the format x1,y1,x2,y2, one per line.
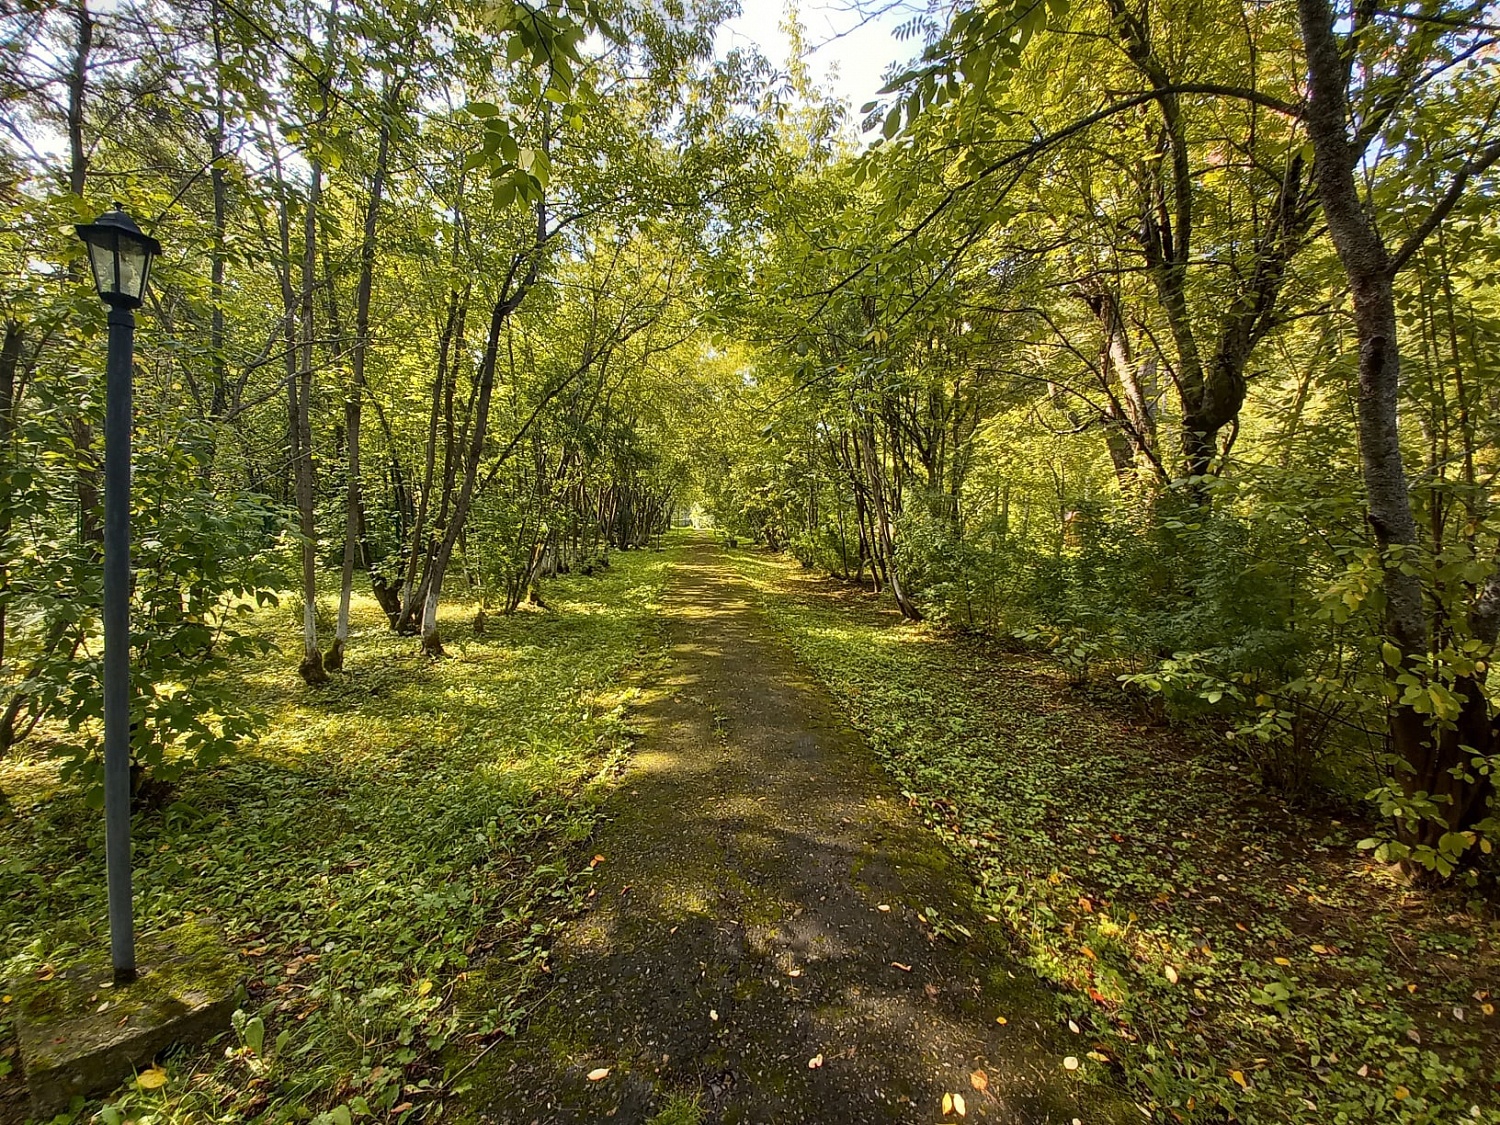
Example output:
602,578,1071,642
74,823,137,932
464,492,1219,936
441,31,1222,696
1394,1086,1410,1100
942,1092,954,1115
1311,944,1330,954
1164,965,1179,984
954,1092,967,1116
1482,1003,1495,1016
136,1067,168,1090
807,1054,824,1069
970,1069,988,1092
1274,957,1291,966
995,1015,1008,1025
1230,1069,1248,1089
587,1067,610,1082
417,979,433,997
1063,1056,1080,1071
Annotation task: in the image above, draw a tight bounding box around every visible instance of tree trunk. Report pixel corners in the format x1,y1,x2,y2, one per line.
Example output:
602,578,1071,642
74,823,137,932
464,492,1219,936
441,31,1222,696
293,161,327,684
1298,0,1490,851
330,104,394,669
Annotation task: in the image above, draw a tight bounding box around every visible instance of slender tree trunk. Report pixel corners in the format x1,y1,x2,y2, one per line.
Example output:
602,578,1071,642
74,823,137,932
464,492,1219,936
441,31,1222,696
294,161,328,684
68,1,100,544
330,107,394,669
421,199,548,655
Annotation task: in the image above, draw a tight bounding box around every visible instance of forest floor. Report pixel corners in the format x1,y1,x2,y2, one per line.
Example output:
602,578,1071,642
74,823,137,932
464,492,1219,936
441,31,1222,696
467,534,1131,1125
2,534,1497,1125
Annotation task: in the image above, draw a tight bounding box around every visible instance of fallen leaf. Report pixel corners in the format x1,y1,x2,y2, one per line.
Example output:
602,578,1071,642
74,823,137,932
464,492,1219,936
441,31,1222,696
877,904,891,912
417,980,433,997
1394,1086,1410,1100
954,1092,967,1116
1482,1003,1495,1016
590,854,605,868
136,1067,168,1090
1164,965,1179,984
995,1015,1008,1025
587,1068,610,1082
943,1092,954,1115
1063,1056,1080,1071
1229,1070,1248,1089
1273,957,1291,967
1311,944,1331,954
1078,897,1093,913
709,1010,718,1021
1357,1065,1369,1078
788,968,803,978
807,1054,823,1069
891,962,912,972
1068,1019,1080,1033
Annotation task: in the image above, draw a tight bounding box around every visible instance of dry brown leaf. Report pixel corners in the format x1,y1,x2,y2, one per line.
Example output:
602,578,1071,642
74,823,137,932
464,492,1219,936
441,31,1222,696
970,1069,988,1093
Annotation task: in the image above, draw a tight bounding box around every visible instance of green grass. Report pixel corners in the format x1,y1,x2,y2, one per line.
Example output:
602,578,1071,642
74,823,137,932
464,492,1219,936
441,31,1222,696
725,547,1500,1125
0,547,673,1124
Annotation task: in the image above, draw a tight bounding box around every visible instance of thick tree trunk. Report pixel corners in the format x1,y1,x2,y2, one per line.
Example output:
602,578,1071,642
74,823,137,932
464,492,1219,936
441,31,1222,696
1298,0,1491,850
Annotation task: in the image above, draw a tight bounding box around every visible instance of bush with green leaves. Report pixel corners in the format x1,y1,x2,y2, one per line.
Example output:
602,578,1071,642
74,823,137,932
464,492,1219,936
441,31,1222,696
1,381,285,801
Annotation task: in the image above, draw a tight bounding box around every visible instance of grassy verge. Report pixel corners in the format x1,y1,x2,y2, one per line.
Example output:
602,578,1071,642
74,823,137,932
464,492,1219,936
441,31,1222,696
724,547,1499,1125
0,546,672,1125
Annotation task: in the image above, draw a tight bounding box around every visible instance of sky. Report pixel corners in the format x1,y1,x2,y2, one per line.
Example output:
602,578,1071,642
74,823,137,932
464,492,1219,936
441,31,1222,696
712,1,926,112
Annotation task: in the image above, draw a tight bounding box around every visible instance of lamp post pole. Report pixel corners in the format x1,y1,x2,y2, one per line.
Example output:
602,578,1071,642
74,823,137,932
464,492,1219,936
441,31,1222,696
103,301,136,985
76,203,160,986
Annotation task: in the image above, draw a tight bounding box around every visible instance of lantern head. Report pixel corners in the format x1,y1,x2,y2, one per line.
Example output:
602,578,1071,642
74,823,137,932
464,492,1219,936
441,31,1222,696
76,203,161,309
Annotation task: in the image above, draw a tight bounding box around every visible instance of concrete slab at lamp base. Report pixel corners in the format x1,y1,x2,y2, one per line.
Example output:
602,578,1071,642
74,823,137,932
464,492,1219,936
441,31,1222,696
13,918,243,1118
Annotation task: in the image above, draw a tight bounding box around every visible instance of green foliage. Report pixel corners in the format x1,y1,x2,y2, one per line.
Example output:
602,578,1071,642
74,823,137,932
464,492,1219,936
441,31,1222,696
0,547,671,1120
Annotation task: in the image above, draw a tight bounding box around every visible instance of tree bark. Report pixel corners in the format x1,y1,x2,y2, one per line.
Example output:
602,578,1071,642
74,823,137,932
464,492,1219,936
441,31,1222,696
1298,0,1491,851
330,102,395,669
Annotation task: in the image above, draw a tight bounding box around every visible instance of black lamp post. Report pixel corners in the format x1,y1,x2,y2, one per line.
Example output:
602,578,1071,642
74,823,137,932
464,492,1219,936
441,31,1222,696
75,203,160,986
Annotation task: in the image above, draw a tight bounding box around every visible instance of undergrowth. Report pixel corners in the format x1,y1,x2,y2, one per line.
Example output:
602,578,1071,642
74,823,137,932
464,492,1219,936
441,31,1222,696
0,547,672,1124
726,546,1500,1125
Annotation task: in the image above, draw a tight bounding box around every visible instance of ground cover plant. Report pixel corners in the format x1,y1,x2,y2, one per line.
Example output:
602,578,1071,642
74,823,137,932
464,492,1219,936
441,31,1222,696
0,546,670,1124
725,545,1500,1125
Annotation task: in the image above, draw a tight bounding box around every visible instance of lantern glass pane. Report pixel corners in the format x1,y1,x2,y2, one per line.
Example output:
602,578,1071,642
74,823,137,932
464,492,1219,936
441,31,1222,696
86,234,118,298
118,238,149,302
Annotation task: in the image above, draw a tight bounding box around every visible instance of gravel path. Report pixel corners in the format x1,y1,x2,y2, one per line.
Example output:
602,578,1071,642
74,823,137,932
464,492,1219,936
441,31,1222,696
473,538,1133,1124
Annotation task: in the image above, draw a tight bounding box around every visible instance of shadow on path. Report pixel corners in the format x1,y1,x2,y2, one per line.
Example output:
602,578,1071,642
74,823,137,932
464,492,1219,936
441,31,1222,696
471,537,1134,1124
